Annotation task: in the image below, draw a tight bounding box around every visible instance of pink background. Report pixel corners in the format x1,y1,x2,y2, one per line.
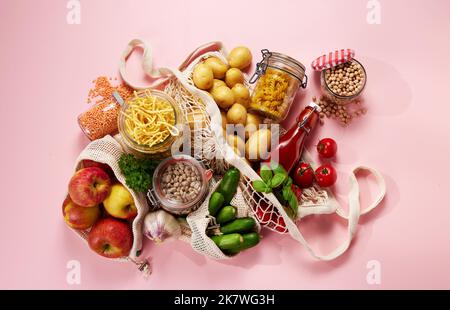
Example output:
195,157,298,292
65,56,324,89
1,0,449,289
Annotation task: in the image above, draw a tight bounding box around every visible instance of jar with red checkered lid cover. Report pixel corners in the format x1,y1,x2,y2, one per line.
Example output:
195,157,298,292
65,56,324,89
311,49,367,105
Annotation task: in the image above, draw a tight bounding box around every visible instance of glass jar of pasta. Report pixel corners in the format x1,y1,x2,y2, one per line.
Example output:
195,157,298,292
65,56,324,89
248,49,307,122
118,89,183,157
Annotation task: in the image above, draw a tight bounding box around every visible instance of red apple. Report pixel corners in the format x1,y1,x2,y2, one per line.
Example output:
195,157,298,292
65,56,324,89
62,196,100,230
88,218,133,258
103,184,137,220
81,160,115,179
68,167,111,207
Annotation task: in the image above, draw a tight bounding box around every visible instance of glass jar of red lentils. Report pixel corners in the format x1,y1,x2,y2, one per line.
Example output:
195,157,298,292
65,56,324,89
78,100,121,141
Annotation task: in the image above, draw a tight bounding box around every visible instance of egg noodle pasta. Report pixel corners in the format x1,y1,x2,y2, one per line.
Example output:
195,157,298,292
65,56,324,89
121,90,179,147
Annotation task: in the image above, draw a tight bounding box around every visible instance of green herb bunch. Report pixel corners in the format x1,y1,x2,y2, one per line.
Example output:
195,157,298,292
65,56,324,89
118,154,160,193
252,162,298,218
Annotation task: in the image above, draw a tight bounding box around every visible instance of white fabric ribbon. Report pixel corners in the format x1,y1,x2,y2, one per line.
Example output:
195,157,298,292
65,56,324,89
119,39,224,90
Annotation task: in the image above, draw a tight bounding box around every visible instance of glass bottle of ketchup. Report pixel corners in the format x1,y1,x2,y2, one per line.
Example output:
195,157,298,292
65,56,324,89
262,102,320,174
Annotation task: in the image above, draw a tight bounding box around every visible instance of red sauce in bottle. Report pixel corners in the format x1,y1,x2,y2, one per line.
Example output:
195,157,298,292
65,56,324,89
262,102,320,174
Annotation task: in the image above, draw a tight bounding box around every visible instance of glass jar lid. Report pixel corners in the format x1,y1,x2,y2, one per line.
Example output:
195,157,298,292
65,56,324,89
269,51,306,75
249,49,308,88
311,49,355,71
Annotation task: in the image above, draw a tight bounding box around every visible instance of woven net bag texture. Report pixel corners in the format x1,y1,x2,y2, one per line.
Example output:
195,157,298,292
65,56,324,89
68,135,149,265
118,40,386,262
153,50,259,259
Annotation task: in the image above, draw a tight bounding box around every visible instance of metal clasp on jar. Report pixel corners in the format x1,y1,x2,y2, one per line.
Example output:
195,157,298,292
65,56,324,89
249,49,308,89
249,49,273,84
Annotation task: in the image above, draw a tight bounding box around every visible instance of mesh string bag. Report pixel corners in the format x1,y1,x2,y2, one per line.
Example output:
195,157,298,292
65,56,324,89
119,39,387,261
67,135,151,274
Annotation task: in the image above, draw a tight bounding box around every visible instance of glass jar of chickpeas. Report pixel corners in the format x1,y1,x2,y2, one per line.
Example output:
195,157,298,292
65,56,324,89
248,49,308,122
312,50,367,105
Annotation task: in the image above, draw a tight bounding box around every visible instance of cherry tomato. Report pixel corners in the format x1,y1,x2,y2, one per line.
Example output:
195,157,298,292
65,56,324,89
291,184,302,202
254,200,271,225
315,164,337,187
276,216,287,233
293,162,314,188
272,213,288,233
317,138,338,158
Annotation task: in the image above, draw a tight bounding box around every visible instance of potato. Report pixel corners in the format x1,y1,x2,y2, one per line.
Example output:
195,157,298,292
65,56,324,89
212,79,227,91
227,103,247,125
220,110,227,130
204,57,229,79
244,113,262,139
245,128,271,162
225,68,244,88
187,108,207,130
228,46,252,70
227,134,245,156
231,83,250,107
211,86,235,109
193,63,214,90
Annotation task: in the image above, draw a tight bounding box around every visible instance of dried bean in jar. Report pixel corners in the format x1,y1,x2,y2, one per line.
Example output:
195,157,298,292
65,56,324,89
323,60,366,98
160,161,202,203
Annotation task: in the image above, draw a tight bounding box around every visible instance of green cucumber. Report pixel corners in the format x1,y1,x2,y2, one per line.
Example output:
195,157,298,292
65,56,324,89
226,232,261,254
216,206,237,224
238,232,260,250
220,217,256,234
208,192,225,216
210,233,243,250
217,168,240,204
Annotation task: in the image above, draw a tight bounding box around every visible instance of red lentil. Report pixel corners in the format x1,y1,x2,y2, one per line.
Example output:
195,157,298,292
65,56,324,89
78,76,134,140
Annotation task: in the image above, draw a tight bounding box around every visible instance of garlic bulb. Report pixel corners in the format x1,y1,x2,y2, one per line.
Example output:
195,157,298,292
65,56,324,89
143,210,181,243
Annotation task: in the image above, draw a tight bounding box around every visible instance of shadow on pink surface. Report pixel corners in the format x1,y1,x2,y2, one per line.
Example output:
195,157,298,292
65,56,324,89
308,56,412,117
360,56,412,116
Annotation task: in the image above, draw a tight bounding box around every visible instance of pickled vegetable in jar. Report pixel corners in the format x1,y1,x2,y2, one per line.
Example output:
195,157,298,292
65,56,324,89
249,50,307,122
